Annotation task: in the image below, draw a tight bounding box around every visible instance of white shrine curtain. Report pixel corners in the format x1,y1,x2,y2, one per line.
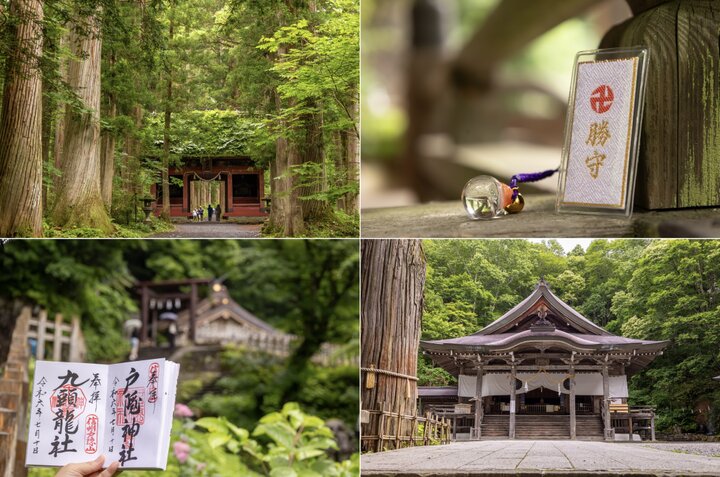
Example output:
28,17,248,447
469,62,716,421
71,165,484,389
458,373,628,398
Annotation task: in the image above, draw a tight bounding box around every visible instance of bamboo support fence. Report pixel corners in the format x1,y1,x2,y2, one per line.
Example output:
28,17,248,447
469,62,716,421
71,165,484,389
361,402,451,452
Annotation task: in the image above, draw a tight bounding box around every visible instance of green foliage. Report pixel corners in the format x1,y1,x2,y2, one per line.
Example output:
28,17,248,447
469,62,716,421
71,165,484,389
141,110,263,158
184,347,358,453
29,405,357,477
263,209,358,238
421,239,720,434
417,356,455,387
42,217,175,238
194,403,358,477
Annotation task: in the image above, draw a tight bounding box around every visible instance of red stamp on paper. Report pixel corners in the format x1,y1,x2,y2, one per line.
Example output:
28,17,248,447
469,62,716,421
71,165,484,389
115,388,145,426
85,414,99,453
50,385,86,420
148,363,160,404
590,85,614,114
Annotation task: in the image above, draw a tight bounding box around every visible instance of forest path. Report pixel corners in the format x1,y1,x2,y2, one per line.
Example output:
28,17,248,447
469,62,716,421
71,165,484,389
152,222,262,238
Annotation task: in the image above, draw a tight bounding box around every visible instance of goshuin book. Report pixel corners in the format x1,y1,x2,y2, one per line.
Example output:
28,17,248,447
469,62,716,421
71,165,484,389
26,358,180,470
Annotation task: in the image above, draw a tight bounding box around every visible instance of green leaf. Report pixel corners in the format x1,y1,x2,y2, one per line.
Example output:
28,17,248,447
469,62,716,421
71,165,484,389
270,466,298,477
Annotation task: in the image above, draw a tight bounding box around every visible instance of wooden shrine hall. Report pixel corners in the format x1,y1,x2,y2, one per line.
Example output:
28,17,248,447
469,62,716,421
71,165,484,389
150,156,267,219
136,278,290,349
420,279,668,441
137,278,211,345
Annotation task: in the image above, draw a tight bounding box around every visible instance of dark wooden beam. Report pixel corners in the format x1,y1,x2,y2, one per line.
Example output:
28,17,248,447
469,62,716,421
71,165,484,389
453,0,605,90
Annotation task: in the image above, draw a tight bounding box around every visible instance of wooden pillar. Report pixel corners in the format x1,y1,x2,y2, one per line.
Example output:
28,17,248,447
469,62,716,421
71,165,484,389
183,174,190,213
36,310,47,360
257,172,264,203
509,362,516,439
190,283,198,343
472,360,484,440
151,310,158,347
226,173,233,212
651,414,656,441
140,286,149,344
602,361,612,440
69,316,81,362
52,314,62,361
219,181,226,215
569,363,576,440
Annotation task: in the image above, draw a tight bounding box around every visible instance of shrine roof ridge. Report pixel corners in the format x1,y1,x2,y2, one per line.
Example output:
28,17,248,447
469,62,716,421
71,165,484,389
421,328,667,352
475,279,611,336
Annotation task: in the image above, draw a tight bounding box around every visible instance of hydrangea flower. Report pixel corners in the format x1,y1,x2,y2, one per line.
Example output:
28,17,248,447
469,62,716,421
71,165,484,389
174,403,194,418
173,440,191,464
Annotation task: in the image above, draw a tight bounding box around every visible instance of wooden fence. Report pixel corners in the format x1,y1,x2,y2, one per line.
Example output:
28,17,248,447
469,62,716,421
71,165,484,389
361,403,451,452
28,311,86,362
610,406,657,441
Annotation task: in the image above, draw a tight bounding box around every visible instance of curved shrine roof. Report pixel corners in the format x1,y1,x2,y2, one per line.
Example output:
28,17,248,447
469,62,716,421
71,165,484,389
421,280,669,375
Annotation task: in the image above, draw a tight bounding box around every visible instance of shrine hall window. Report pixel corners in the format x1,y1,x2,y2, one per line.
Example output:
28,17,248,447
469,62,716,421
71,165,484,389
233,174,259,198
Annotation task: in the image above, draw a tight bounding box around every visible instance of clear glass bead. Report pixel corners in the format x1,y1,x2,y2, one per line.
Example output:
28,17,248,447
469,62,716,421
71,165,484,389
462,175,508,220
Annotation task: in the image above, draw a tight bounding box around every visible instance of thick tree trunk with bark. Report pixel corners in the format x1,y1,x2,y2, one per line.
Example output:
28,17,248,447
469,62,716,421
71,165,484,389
344,99,359,214
0,0,44,237
361,240,426,449
284,142,305,235
161,5,174,219
269,60,305,236
51,17,113,233
161,79,172,218
100,90,117,209
268,143,286,230
299,108,331,222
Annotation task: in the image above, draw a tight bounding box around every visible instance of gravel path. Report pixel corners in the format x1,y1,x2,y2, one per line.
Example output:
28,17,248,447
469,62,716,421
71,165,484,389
644,442,720,458
152,222,262,238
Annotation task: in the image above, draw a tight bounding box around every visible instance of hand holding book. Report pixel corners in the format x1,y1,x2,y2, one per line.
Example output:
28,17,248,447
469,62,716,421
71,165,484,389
54,455,120,477
26,358,180,470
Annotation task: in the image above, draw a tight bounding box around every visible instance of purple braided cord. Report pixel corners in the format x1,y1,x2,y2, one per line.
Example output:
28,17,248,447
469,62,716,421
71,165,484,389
510,168,559,200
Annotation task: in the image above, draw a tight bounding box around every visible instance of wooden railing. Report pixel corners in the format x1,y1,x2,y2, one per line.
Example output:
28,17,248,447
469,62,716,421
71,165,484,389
28,311,86,362
238,334,358,367
610,405,657,441
361,407,451,452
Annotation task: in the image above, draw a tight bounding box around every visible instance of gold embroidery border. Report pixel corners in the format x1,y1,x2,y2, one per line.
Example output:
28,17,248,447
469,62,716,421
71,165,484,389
560,56,639,209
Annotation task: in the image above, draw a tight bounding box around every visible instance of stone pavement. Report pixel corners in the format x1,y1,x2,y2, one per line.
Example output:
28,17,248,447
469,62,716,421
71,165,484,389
152,222,262,238
361,440,720,476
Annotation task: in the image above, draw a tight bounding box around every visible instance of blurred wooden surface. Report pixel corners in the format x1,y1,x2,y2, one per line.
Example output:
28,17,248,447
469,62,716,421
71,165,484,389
601,0,720,209
361,194,720,238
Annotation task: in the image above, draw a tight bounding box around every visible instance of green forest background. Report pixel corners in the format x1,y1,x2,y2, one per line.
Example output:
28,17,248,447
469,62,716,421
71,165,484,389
0,0,359,238
419,239,720,435
0,239,359,476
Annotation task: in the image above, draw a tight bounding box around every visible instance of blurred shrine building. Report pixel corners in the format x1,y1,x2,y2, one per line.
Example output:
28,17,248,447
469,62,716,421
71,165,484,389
136,278,292,353
419,280,668,441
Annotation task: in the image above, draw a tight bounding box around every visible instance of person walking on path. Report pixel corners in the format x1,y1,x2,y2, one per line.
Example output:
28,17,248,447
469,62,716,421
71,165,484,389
207,204,214,222
215,203,222,221
198,206,204,221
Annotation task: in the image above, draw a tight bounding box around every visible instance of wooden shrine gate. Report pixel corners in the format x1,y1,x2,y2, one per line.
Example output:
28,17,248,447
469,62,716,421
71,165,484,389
0,306,86,477
151,156,267,219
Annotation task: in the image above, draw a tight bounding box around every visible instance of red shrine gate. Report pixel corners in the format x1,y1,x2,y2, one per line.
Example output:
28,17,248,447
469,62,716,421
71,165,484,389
150,156,267,218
